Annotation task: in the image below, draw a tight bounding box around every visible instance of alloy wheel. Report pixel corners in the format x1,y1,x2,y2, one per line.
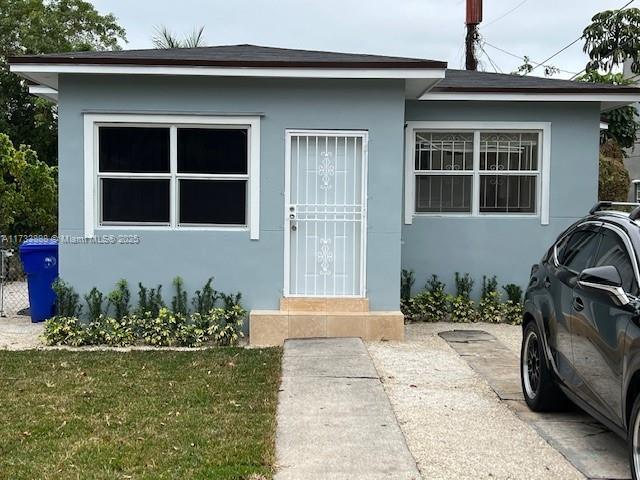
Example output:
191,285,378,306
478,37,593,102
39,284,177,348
523,330,541,399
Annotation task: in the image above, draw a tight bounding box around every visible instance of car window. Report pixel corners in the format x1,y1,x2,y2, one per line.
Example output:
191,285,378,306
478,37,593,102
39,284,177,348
557,229,600,273
592,229,638,294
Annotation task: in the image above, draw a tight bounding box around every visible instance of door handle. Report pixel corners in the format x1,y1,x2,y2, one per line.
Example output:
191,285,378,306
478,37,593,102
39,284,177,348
543,276,552,288
291,223,297,232
573,296,585,312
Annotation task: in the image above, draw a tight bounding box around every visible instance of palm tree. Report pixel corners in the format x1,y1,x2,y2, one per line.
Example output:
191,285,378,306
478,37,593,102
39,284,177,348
152,26,206,49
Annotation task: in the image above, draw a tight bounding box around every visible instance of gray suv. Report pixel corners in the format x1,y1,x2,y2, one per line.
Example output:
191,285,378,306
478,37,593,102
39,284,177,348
521,201,640,478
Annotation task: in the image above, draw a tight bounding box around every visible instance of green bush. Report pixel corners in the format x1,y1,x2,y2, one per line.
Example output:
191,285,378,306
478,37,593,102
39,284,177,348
84,287,104,322
43,316,87,346
403,275,449,322
136,282,164,317
171,276,189,316
502,283,524,325
192,278,217,316
107,279,130,320
400,269,415,302
450,272,476,322
87,315,136,347
52,279,82,318
478,276,502,323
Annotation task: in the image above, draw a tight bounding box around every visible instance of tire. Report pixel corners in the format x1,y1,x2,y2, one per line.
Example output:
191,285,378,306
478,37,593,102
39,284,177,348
520,321,565,411
629,396,640,480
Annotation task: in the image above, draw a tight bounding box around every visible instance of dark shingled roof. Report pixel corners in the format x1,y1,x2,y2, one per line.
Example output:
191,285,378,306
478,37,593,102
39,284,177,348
433,69,640,94
8,44,447,69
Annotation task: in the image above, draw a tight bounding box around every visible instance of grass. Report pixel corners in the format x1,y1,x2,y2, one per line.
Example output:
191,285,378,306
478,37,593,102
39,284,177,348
0,348,282,479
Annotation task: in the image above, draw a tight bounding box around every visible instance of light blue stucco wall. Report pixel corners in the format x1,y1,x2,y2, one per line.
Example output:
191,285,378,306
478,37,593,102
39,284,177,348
403,101,601,297
57,75,406,313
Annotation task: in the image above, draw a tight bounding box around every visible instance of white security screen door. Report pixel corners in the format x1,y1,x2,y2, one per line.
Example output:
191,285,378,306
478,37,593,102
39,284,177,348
285,130,367,297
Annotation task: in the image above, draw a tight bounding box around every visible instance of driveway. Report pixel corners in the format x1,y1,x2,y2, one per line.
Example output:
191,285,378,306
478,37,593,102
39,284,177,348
367,323,585,480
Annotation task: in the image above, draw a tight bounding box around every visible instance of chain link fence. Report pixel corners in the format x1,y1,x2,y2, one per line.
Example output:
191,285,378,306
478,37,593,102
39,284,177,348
0,238,30,319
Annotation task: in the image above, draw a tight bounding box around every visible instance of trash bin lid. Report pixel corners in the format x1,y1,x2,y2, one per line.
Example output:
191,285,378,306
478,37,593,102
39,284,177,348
19,238,58,254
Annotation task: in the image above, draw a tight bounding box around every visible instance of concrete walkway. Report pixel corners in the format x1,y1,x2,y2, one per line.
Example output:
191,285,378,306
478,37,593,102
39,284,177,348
274,337,420,480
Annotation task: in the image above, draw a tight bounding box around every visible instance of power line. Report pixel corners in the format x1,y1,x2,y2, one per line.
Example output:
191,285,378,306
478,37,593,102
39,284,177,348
483,41,578,75
529,0,635,76
484,0,529,29
479,44,502,73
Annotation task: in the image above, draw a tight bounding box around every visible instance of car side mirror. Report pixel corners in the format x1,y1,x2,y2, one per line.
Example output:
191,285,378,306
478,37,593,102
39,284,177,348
577,265,630,306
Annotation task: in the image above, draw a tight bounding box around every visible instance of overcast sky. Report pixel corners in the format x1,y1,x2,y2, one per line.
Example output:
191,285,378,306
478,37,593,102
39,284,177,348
92,0,633,79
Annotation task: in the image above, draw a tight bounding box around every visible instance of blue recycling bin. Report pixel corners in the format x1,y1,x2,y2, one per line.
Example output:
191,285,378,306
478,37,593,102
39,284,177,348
19,239,59,322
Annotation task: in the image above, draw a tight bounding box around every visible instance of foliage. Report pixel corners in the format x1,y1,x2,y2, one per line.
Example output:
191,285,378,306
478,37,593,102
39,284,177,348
449,295,477,323
403,275,450,323
400,269,415,302
171,276,188,316
0,134,57,235
136,308,184,347
136,282,164,317
152,25,206,49
599,147,630,201
84,287,104,322
192,278,218,316
454,272,474,299
43,316,86,346
87,315,136,347
478,276,501,323
219,292,242,310
502,284,523,304
512,55,559,77
207,305,246,346
577,72,639,149
52,278,82,318
582,8,640,74
107,279,130,320
1,0,126,165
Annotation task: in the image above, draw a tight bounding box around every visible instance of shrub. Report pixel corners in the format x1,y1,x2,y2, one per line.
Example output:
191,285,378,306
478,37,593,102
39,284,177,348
52,279,82,318
87,315,136,347
207,305,246,346
403,275,449,322
502,283,524,325
219,292,242,310
136,282,164,317
479,276,502,323
450,272,476,322
136,308,185,347
400,269,415,302
84,287,105,322
43,316,87,346
107,279,130,320
192,278,217,316
171,276,189,316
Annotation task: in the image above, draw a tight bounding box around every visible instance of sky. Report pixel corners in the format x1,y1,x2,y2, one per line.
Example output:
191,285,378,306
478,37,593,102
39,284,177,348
92,0,633,79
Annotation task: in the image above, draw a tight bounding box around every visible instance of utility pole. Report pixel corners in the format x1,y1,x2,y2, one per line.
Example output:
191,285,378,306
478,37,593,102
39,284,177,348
465,0,483,70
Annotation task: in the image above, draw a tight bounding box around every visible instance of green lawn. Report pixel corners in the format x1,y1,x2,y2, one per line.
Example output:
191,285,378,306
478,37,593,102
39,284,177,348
0,348,282,480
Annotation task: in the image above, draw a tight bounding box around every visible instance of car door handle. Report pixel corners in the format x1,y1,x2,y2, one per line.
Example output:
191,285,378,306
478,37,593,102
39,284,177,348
543,276,551,288
573,296,585,312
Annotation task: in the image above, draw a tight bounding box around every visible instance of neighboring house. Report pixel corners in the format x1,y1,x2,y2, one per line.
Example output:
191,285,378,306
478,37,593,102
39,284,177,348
9,45,640,345
622,60,640,201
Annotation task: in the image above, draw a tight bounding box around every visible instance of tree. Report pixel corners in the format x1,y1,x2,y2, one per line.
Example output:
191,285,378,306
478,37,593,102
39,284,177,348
598,140,630,201
583,8,640,74
152,26,206,49
0,133,57,235
0,0,127,165
577,71,640,149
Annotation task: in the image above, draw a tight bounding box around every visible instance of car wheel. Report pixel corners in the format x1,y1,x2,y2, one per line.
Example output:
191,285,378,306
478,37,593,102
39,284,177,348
520,321,564,411
629,396,640,480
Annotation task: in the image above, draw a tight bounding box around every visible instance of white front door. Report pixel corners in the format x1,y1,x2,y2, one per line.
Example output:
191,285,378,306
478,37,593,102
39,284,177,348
285,130,367,297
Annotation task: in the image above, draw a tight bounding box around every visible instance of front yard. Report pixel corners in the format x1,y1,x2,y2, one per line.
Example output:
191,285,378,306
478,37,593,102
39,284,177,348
0,348,281,480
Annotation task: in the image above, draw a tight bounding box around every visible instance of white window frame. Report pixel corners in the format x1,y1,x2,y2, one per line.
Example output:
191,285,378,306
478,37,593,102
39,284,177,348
633,180,640,203
404,121,552,225
83,114,261,239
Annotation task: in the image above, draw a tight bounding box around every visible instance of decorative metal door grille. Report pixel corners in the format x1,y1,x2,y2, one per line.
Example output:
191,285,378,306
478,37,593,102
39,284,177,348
285,131,367,297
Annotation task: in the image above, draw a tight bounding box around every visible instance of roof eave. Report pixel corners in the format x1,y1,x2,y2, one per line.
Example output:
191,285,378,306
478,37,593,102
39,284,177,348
419,90,640,112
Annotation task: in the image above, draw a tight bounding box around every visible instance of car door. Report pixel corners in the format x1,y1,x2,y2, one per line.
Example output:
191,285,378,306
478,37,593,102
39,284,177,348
546,223,602,384
571,225,639,426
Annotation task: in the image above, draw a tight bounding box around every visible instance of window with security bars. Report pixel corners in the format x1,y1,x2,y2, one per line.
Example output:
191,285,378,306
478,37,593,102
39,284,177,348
414,130,541,216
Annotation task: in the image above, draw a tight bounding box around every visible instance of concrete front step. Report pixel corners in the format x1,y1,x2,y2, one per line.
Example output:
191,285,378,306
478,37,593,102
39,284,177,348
249,310,404,346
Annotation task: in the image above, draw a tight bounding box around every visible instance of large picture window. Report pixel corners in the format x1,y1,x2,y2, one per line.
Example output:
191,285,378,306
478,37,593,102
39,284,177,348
410,126,544,219
90,115,260,237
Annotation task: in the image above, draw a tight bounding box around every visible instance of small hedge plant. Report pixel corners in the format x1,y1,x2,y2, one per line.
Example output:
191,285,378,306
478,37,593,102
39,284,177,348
401,271,524,324
43,277,246,348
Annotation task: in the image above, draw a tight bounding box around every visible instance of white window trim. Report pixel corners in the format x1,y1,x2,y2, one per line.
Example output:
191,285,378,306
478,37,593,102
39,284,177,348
83,113,261,239
404,121,552,225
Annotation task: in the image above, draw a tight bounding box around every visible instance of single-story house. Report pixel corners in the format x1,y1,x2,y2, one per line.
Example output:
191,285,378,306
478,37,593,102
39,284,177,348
10,44,640,345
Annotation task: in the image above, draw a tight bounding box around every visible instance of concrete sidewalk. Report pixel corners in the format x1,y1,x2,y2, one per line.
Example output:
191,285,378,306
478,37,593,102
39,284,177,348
274,337,420,480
